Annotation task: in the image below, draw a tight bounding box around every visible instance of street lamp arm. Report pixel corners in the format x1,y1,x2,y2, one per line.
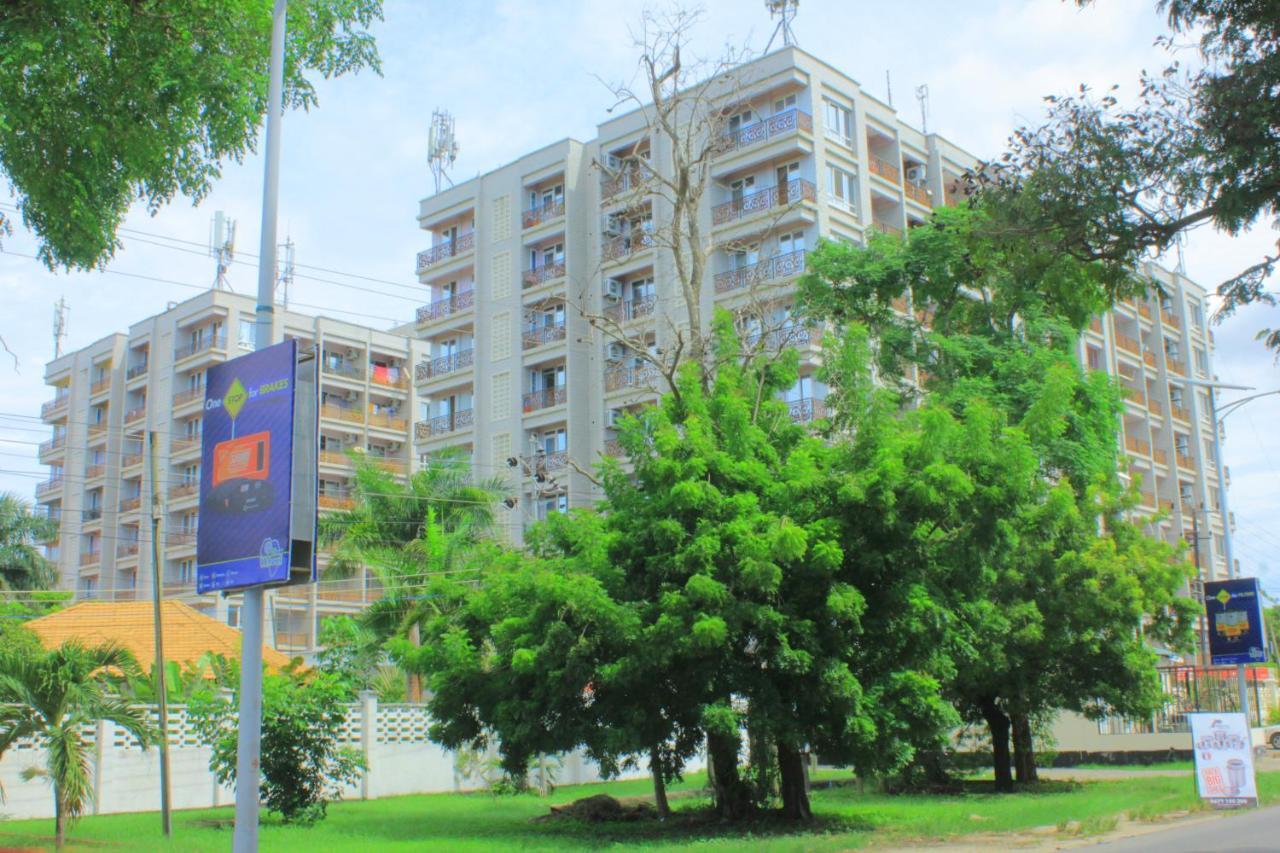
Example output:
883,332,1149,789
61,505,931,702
1217,389,1280,424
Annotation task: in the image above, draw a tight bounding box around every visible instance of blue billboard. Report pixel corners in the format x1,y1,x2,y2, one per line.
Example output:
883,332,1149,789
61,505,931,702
1204,577,1268,666
197,340,301,593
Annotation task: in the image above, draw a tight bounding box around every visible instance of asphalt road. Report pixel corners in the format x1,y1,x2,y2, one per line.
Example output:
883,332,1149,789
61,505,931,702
1090,804,1280,852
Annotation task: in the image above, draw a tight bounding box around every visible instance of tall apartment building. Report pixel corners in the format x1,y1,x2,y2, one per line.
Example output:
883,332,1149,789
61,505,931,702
409,47,1232,590
37,290,423,653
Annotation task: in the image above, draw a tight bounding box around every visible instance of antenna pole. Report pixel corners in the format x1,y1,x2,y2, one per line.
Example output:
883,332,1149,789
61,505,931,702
763,0,800,53
52,297,68,358
277,237,295,311
885,70,893,108
915,84,930,134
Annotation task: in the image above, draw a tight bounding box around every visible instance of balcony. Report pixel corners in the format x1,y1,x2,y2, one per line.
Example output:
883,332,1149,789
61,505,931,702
1176,452,1194,470
530,451,569,473
116,542,140,560
523,321,567,350
714,250,807,294
416,409,475,439
170,437,200,456
82,507,103,523
89,377,112,398
370,457,407,475
714,108,813,156
166,531,197,549
788,397,828,423
122,452,144,470
126,363,148,381
119,496,142,513
747,325,821,351
416,290,475,324
322,362,365,382
370,367,410,391
36,477,64,499
415,348,474,382
79,551,101,567
604,438,625,457
1138,304,1153,321
1124,436,1152,456
523,198,565,230
605,364,660,393
1171,404,1190,423
318,492,355,511
1153,448,1169,466
319,450,352,468
523,260,566,289
367,411,409,432
38,435,66,458
601,232,655,265
173,387,205,408
601,164,651,202
1167,359,1187,376
85,464,106,481
522,387,567,413
124,406,146,427
42,396,69,419
604,296,657,324
712,179,816,227
904,182,931,206
169,481,199,501
416,232,475,274
320,404,364,426
868,154,901,184
1148,399,1164,417
1162,311,1181,329
1124,387,1147,407
174,334,226,362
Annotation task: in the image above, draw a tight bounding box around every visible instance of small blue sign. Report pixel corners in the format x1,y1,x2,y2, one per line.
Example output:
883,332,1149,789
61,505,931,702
196,341,298,593
1204,577,1268,666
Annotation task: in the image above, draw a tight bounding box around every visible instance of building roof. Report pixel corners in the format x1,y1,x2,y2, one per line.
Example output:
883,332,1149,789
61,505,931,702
25,600,293,671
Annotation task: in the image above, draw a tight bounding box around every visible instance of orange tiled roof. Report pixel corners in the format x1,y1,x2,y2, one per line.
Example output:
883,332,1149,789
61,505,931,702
25,600,293,671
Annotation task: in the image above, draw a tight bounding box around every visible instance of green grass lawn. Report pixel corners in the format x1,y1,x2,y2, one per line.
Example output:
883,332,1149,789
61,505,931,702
2,770,1273,852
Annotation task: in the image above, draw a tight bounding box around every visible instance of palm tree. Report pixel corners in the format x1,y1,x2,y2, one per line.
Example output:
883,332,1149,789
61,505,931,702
320,448,507,699
0,492,58,590
0,642,156,849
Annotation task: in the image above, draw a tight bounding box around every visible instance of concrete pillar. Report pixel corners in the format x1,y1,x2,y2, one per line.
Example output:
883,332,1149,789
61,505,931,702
92,719,109,815
360,690,377,800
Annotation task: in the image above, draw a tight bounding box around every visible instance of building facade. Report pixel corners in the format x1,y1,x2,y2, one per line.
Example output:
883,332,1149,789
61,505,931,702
37,290,423,653
408,47,1231,594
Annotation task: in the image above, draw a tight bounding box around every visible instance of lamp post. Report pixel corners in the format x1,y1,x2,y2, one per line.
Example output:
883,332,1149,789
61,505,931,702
1181,377,1280,727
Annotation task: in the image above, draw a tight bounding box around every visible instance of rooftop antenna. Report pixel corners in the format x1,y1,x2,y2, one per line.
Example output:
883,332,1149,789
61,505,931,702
886,70,894,108
276,236,295,310
1175,231,1188,276
764,0,799,53
915,84,930,134
209,210,237,291
428,109,459,194
52,296,68,358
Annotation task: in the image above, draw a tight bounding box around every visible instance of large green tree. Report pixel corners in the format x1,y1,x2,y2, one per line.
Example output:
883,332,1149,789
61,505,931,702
799,206,1197,789
0,493,58,590
973,0,1280,347
0,642,155,849
0,0,383,270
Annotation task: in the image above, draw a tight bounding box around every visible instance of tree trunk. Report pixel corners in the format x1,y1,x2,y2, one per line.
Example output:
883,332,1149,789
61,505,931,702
406,621,422,702
1011,712,1039,784
979,698,1014,793
54,787,65,850
650,746,670,820
777,742,813,821
707,730,754,820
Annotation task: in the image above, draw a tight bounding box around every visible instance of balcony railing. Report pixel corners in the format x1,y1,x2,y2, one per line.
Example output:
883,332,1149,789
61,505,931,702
416,231,475,273
170,437,200,455
1167,359,1187,376
370,457,407,474
367,411,408,431
320,404,364,425
123,452,144,469
319,450,351,468
36,477,64,498
522,387,567,413
1171,405,1190,422
79,551,101,567
174,334,226,361
124,406,146,425
604,438,625,457
169,481,199,500
39,436,66,455
85,464,105,480
712,179,816,226
605,365,660,392
89,377,112,397
119,496,142,513
1124,387,1147,407
868,153,901,183
523,260,566,288
416,408,475,439
601,232,655,264
604,295,657,324
1176,452,1194,470
41,396,69,418
415,348,474,382
1148,399,1164,417
1153,448,1169,466
523,198,565,229
714,250,808,294
322,362,365,381
416,289,475,324
601,163,651,201
126,363,148,380
1125,436,1152,456
370,368,410,390
166,531,197,548
82,508,103,523
173,387,205,407
746,325,820,351
788,397,827,423
904,182,931,206
1162,311,1181,329
714,108,813,155
116,542,140,559
523,321,567,350
318,492,355,511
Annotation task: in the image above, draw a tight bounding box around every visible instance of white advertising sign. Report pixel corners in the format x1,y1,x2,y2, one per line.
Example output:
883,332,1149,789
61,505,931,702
1189,712,1257,809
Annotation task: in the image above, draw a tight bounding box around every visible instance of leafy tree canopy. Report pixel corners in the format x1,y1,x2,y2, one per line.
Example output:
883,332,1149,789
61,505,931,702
0,0,383,269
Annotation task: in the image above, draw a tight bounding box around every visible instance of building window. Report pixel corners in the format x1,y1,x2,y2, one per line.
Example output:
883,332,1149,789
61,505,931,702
774,92,797,114
1189,302,1204,329
826,165,857,213
778,230,806,255
238,319,255,350
1194,347,1208,376
824,100,854,147
1086,345,1103,370
538,492,569,519
227,605,240,629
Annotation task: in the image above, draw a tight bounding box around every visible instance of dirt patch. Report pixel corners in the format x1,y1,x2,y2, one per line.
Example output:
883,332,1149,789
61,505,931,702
535,794,657,823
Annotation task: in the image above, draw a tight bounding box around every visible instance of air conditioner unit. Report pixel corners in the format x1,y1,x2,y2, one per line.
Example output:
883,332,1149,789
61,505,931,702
605,153,622,171
605,278,625,300
606,408,624,428
606,342,626,362
906,166,928,185
602,217,623,237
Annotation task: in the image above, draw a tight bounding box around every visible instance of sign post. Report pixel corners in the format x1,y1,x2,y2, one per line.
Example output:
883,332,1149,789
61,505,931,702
1204,577,1268,725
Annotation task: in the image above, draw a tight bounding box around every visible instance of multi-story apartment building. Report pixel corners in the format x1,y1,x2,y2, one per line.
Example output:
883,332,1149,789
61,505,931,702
37,290,423,654
409,47,1231,595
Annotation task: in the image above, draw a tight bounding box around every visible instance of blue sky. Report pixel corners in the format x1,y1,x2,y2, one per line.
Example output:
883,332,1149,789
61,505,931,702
1,0,1277,593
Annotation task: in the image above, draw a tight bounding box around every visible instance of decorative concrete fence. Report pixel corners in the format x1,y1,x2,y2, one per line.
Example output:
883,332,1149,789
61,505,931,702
0,696,652,820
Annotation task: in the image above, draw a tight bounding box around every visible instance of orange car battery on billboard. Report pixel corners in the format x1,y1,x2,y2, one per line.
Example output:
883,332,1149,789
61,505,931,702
212,431,271,486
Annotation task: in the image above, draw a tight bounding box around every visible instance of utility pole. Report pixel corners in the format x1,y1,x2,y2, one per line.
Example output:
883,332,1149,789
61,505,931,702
1191,508,1206,667
146,431,172,837
234,1,287,850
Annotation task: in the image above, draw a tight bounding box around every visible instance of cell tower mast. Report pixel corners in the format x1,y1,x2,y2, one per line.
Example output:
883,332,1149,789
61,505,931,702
764,0,799,52
915,84,930,134
210,210,237,291
52,297,68,358
277,237,295,310
428,110,459,195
